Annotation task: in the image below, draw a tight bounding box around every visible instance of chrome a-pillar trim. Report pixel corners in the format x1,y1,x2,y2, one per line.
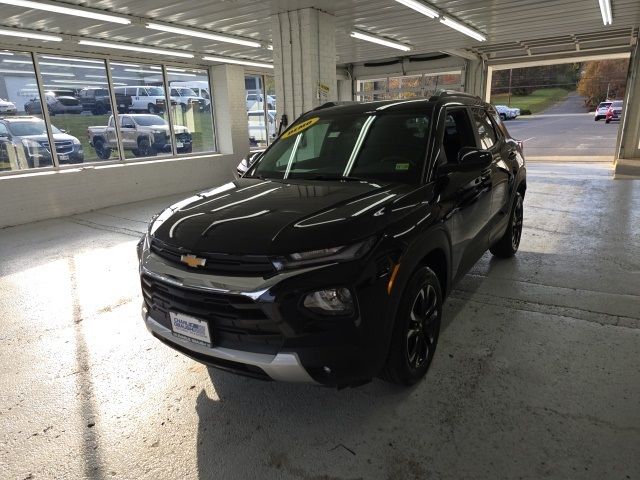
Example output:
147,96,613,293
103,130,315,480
140,244,336,301
143,307,318,384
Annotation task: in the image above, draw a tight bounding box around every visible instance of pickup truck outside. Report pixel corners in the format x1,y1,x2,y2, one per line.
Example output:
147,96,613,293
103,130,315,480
88,114,192,159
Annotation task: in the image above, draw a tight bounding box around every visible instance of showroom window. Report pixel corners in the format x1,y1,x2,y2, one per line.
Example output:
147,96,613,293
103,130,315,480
355,72,463,101
0,46,219,175
166,67,216,154
246,74,276,150
0,50,47,171
35,54,119,163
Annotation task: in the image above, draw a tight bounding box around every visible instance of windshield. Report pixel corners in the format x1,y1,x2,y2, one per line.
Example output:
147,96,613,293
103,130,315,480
132,115,167,126
178,88,197,96
249,111,431,184
599,102,612,108
8,121,61,136
611,101,623,108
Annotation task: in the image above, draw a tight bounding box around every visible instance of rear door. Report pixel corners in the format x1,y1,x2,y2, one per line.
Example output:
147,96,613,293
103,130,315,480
472,107,513,242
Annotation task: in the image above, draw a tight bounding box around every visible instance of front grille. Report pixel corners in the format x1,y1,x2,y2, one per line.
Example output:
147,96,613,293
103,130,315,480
58,98,79,106
150,239,277,277
175,132,192,143
141,274,284,354
41,141,74,154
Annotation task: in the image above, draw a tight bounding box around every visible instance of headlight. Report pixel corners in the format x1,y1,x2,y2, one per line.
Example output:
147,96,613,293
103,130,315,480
72,138,81,146
271,237,376,271
303,288,354,316
136,233,148,261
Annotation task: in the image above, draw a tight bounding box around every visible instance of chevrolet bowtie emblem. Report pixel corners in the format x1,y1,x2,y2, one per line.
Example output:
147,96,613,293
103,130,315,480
180,254,207,268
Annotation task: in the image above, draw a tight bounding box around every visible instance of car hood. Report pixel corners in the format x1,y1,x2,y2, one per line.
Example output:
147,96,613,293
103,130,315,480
0,99,15,107
150,178,425,255
19,133,79,143
148,124,189,133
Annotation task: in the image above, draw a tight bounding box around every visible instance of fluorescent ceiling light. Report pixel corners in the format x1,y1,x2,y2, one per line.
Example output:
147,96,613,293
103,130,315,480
0,51,14,56
0,68,32,74
146,22,261,48
41,72,75,77
0,0,130,24
124,69,164,75
41,55,104,64
52,79,109,85
202,55,274,69
350,31,411,51
0,28,61,42
393,0,439,18
439,16,486,41
167,72,197,77
6,58,105,69
110,62,140,67
598,0,612,25
78,40,194,59
149,66,187,72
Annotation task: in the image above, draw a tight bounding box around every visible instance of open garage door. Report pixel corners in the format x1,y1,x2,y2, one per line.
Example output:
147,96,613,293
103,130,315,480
488,57,630,163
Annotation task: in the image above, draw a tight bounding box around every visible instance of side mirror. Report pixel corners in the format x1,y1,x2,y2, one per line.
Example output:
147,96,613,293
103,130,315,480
438,148,492,174
236,150,264,177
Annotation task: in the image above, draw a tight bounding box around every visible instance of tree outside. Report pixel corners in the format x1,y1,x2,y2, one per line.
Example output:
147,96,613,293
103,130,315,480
577,59,628,109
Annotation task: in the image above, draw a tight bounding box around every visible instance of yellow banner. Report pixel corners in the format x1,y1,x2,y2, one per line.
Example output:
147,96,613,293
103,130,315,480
281,117,320,139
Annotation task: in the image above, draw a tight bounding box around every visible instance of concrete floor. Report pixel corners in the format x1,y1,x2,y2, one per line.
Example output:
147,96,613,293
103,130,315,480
1,162,639,480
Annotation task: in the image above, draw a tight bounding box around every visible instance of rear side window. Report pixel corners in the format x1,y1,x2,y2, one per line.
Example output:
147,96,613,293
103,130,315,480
472,108,497,149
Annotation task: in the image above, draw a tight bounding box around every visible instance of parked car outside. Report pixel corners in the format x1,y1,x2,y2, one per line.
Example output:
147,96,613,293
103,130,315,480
113,86,173,114
594,101,612,121
88,114,192,159
494,104,520,120
0,115,83,168
78,87,132,115
248,109,276,145
246,93,276,111
24,90,83,116
171,81,211,111
0,98,17,115
138,92,527,387
605,100,623,123
170,88,206,112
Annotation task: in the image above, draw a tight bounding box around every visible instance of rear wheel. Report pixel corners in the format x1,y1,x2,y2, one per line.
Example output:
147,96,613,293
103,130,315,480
148,104,158,114
605,118,611,124
380,267,442,386
93,138,111,160
499,113,507,121
490,191,524,258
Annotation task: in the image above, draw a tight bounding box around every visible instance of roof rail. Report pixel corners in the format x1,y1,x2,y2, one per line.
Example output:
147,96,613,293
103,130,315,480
428,89,481,101
312,101,357,111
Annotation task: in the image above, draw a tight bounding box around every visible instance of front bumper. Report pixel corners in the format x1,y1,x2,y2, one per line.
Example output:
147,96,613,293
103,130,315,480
139,241,393,386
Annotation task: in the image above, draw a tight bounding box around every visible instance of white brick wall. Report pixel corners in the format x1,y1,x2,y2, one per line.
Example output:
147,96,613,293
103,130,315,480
0,154,240,228
272,8,337,124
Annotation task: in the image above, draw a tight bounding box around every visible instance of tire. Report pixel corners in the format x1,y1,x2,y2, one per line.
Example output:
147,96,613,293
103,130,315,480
499,113,507,121
137,138,156,157
148,104,158,114
380,267,442,386
490,191,524,258
93,103,107,115
93,138,112,160
605,119,611,124
594,116,600,121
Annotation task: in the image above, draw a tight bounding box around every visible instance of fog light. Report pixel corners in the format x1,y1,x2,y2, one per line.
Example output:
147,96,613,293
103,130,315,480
303,288,354,316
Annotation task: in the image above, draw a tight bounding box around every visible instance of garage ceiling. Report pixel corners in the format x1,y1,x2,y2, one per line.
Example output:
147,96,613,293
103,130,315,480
0,0,637,65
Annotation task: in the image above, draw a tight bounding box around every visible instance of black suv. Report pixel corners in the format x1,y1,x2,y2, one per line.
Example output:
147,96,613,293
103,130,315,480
138,92,526,387
78,87,131,115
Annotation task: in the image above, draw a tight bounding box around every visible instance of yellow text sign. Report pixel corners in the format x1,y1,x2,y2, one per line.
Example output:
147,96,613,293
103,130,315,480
281,117,320,139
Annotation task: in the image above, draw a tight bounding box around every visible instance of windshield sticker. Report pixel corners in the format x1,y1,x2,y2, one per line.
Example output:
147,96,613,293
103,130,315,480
395,163,410,171
281,117,320,139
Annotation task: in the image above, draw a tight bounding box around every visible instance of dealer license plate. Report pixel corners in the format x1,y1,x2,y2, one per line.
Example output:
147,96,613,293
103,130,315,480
176,142,183,148
58,154,69,161
170,311,211,346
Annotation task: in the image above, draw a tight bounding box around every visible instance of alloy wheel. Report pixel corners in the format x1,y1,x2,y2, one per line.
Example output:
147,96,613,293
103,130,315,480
512,195,524,250
406,284,440,370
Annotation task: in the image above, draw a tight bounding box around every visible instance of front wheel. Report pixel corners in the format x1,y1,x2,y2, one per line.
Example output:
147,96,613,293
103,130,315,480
380,267,442,386
148,104,158,114
490,191,524,258
137,138,156,157
93,138,112,160
500,113,507,121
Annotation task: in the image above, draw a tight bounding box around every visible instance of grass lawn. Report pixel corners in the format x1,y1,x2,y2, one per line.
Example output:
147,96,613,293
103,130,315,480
490,88,571,114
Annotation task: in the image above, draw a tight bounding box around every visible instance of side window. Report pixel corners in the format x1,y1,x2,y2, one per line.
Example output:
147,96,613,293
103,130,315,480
139,88,147,97
121,116,135,129
441,108,477,164
0,123,8,135
294,123,330,162
472,108,497,150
